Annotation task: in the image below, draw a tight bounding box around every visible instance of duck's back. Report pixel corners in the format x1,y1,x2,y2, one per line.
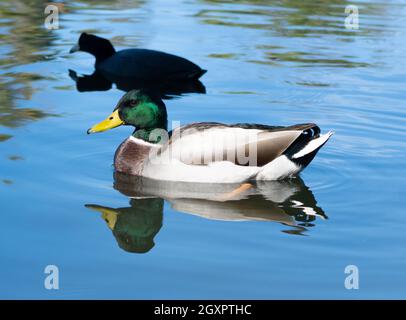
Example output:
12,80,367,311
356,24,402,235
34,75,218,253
97,48,206,81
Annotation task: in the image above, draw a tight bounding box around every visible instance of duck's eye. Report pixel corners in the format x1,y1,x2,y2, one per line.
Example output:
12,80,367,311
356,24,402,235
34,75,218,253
129,99,138,105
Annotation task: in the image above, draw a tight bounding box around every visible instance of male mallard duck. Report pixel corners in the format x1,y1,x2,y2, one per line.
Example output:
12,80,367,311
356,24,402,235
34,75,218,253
87,90,333,183
70,33,206,81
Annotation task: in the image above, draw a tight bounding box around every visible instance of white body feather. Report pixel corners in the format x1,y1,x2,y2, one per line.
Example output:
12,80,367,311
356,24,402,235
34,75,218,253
127,128,333,183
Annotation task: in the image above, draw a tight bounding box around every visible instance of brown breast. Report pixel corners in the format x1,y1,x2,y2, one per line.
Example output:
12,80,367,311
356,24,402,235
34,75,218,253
114,137,153,176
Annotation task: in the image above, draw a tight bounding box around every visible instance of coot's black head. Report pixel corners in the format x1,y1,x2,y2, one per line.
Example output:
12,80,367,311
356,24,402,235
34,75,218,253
70,33,116,64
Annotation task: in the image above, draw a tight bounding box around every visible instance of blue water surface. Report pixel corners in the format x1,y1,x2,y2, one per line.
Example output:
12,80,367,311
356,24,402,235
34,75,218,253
0,0,405,299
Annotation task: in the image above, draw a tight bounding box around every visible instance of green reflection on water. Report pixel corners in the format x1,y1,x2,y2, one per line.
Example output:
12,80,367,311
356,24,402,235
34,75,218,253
0,73,55,128
2,179,13,185
199,0,385,68
208,53,240,59
0,1,58,68
198,0,385,34
0,134,12,142
198,0,360,35
256,50,370,68
7,155,24,161
0,1,60,139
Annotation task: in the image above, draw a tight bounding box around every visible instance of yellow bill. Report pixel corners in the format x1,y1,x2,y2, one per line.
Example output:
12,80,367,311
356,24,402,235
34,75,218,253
87,109,124,134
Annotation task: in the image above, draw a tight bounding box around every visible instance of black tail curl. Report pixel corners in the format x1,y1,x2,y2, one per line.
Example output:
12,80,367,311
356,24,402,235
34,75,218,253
283,125,322,168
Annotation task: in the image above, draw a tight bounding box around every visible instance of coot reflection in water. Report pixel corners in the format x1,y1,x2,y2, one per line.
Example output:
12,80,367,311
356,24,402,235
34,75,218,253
85,172,327,254
69,69,206,97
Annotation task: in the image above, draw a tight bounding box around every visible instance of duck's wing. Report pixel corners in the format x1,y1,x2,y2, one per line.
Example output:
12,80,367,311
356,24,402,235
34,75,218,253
160,122,320,167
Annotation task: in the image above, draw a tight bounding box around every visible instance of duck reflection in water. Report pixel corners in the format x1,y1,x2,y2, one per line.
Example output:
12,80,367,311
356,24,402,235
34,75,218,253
85,173,327,254
86,198,163,254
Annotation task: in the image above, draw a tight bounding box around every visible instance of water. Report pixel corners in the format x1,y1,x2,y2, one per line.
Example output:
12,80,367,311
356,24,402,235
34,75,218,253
0,0,405,299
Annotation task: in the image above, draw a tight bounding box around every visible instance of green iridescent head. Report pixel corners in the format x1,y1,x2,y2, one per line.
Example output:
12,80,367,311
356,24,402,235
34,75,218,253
87,89,168,138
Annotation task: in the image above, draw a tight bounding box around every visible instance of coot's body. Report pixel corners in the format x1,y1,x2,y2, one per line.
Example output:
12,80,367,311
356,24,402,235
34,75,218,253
97,48,206,81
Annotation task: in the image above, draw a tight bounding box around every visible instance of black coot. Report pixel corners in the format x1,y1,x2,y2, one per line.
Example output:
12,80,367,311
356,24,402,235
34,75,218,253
70,33,207,81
